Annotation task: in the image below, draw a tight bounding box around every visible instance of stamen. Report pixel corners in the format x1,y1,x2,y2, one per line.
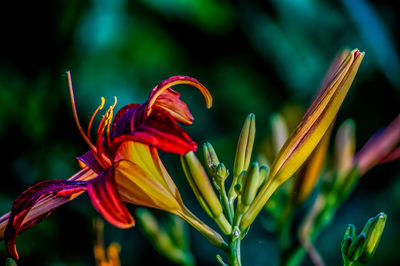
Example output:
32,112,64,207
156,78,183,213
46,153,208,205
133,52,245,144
106,97,118,147
96,98,117,167
88,97,105,140
67,71,98,154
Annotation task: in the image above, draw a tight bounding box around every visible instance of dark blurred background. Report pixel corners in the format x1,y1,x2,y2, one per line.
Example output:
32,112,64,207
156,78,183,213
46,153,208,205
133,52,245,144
0,0,399,265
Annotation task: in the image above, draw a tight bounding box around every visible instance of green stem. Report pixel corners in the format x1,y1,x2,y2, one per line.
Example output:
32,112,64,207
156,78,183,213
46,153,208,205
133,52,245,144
227,228,242,266
220,181,234,223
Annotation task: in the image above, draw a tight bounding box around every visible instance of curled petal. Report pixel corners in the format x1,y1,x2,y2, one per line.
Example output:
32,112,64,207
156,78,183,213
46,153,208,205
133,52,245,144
153,88,194,125
146,75,212,117
87,167,134,229
113,108,197,155
4,180,87,260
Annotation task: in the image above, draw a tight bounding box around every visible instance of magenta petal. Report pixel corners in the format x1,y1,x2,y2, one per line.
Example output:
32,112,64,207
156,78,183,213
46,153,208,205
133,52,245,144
77,151,105,174
113,108,197,155
111,103,141,138
4,180,87,260
87,167,134,229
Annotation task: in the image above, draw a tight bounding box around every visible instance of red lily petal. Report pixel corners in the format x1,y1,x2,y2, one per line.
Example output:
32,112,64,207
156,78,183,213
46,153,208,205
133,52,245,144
4,180,87,260
112,108,197,155
87,167,135,229
146,75,212,117
153,88,194,125
111,103,141,138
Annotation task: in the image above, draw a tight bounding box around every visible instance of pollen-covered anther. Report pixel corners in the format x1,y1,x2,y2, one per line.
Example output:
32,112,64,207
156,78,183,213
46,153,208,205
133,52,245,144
95,96,118,167
88,97,105,140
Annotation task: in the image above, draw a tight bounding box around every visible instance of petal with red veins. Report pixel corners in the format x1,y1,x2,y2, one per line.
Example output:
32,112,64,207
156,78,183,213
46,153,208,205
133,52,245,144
113,108,197,155
87,167,134,229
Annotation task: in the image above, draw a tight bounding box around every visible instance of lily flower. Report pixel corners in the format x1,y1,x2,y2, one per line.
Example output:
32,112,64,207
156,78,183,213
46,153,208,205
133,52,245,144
0,73,225,260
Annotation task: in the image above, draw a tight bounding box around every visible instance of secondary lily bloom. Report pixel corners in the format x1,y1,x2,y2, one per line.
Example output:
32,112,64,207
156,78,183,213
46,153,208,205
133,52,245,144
241,49,364,228
0,73,219,260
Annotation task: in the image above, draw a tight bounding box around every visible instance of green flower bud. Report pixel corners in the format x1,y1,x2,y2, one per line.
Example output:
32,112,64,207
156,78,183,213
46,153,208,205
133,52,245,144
258,165,270,188
341,236,353,259
216,163,229,181
233,113,256,178
242,162,260,206
203,142,220,175
344,224,356,240
358,212,387,264
347,233,366,261
181,152,231,234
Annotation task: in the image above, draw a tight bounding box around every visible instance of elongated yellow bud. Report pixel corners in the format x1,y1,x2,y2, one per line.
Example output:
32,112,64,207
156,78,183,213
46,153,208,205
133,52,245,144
203,142,220,173
241,162,260,206
241,49,364,229
181,152,231,234
233,113,256,177
335,119,356,177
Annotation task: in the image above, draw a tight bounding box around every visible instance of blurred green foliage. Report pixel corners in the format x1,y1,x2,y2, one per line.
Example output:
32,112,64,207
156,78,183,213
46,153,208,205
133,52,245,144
0,0,398,265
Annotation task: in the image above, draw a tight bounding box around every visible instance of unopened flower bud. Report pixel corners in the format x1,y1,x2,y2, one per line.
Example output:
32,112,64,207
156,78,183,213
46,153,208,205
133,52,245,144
344,224,356,240
242,162,260,207
233,113,256,178
203,142,220,175
258,165,270,188
181,152,231,234
358,212,387,264
347,233,366,261
216,163,229,181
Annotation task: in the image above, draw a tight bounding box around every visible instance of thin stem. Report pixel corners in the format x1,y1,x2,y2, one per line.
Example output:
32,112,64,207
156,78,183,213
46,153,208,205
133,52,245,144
226,228,242,266
219,182,234,223
299,236,325,266
66,71,98,154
